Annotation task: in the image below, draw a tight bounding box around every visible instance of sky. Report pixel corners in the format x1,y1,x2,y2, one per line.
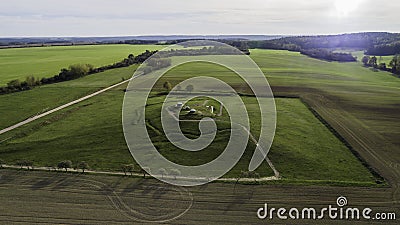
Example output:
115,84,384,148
0,0,399,37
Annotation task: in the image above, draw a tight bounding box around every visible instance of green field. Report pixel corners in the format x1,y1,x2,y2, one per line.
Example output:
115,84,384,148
1,48,399,185
1,46,399,224
0,58,380,185
0,44,162,85
0,88,375,183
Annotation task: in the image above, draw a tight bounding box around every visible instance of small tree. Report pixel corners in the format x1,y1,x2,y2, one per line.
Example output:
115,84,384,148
240,171,249,180
25,160,33,170
68,64,94,79
7,79,22,89
248,171,260,182
122,165,128,175
126,164,135,176
58,160,72,172
389,55,400,73
140,167,150,178
368,56,378,68
158,168,167,178
170,169,181,180
25,76,40,87
185,84,194,93
362,56,370,66
163,81,172,91
77,161,89,173
16,160,26,169
15,160,33,170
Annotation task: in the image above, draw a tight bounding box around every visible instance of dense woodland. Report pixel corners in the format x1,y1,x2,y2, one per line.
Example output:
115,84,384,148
248,32,400,62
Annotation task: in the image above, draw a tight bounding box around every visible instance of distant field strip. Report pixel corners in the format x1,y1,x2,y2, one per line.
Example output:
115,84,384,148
0,44,162,85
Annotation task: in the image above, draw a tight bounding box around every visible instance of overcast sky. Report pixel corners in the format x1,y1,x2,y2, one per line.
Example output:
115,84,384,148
0,0,399,37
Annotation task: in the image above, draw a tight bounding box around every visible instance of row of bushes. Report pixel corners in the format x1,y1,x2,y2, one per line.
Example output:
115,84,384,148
0,159,89,172
0,50,157,95
0,159,178,179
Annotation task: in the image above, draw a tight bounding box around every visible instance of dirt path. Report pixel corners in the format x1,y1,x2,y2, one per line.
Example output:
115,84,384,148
0,165,278,182
0,77,136,135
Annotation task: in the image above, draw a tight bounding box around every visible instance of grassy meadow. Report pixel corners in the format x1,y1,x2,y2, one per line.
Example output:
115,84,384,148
0,44,162,85
0,47,399,185
0,57,381,184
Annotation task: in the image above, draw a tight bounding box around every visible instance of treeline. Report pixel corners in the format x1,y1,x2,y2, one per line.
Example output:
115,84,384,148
165,39,250,55
140,46,245,74
248,37,357,62
0,50,157,94
300,49,356,62
248,32,400,62
140,58,172,74
160,45,246,57
249,32,400,50
366,42,400,56
120,40,159,45
362,55,400,75
0,159,89,173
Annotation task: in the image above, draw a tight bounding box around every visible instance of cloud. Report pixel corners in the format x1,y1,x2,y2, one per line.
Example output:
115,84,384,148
0,0,399,36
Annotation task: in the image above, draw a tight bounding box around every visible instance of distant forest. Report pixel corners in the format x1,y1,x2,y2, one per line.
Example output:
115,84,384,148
248,32,400,62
